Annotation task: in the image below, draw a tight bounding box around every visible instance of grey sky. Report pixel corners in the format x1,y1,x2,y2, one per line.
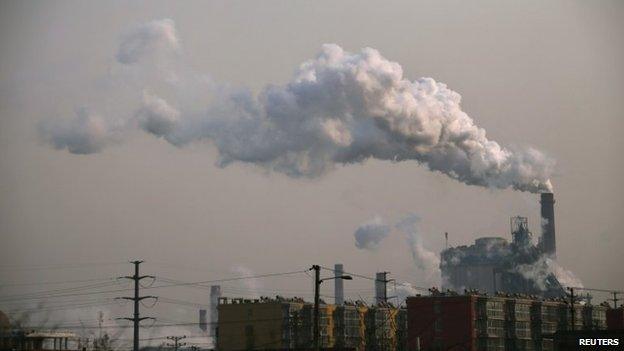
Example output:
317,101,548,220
1,0,623,336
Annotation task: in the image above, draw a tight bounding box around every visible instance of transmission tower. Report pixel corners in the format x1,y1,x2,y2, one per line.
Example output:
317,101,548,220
117,260,157,351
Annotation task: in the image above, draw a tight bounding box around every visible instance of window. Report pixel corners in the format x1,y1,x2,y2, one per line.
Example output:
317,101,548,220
434,318,443,332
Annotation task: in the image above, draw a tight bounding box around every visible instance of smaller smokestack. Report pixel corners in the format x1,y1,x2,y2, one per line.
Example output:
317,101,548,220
334,264,344,305
210,285,221,337
199,309,207,332
375,272,386,304
540,192,556,258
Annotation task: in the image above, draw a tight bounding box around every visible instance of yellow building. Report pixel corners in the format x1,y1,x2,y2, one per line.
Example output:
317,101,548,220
217,298,406,351
217,297,305,350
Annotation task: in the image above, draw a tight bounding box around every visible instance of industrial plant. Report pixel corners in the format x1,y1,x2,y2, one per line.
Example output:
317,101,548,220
440,193,565,298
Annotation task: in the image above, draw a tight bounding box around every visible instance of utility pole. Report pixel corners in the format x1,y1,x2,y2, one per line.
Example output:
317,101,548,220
312,265,321,351
613,292,620,308
568,287,575,331
117,260,156,351
166,336,186,351
310,265,352,351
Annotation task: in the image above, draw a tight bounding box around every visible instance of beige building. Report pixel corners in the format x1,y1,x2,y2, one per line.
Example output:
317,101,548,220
216,297,406,351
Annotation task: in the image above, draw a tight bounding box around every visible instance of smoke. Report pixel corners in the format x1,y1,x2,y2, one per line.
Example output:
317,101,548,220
353,216,391,250
230,265,262,298
41,19,555,193
39,108,123,154
393,282,421,306
137,91,181,138
396,213,441,285
516,256,583,291
116,18,179,65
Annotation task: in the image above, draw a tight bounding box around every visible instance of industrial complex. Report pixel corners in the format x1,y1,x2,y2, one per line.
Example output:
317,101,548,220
441,193,564,297
2,193,623,351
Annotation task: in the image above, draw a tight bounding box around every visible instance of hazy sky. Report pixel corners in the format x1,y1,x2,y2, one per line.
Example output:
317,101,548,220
1,0,623,337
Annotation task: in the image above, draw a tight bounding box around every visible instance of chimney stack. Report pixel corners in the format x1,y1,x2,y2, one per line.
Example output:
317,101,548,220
540,192,556,258
210,285,221,336
375,272,386,304
199,309,207,332
334,264,344,305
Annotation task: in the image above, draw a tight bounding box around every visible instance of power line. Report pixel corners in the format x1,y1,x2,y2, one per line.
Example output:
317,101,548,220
5,299,118,314
0,280,125,303
0,270,310,303
0,261,127,271
154,269,310,289
0,277,115,288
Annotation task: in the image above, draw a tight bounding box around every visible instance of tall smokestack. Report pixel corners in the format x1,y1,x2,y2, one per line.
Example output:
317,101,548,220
210,285,221,337
199,309,207,332
540,192,556,258
334,264,344,305
375,272,386,304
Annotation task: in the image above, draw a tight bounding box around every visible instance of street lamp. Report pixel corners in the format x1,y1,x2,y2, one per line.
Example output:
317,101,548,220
311,265,352,351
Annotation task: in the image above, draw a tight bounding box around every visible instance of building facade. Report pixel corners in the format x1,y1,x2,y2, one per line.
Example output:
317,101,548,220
606,306,624,330
406,292,609,351
216,297,406,351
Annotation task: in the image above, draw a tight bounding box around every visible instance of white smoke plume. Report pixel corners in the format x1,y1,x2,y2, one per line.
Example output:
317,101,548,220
41,19,555,193
39,108,123,154
516,256,583,291
230,265,263,298
393,282,422,306
353,216,391,250
396,213,441,286
136,91,180,138
116,18,179,65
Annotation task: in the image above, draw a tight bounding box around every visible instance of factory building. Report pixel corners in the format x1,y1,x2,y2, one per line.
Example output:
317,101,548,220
215,297,407,351
440,193,566,297
406,291,609,351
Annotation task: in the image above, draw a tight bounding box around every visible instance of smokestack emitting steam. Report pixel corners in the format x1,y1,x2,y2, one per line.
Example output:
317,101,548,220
40,19,555,193
540,192,556,257
334,263,344,305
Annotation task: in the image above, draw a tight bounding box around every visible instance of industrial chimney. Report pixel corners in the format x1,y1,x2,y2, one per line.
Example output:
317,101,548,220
210,285,221,337
334,264,344,305
540,192,556,258
199,309,207,332
375,272,387,304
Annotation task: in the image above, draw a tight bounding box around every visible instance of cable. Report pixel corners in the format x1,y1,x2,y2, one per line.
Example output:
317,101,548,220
154,269,309,289
0,261,128,271
0,277,115,288
319,265,430,293
0,269,308,303
0,279,123,302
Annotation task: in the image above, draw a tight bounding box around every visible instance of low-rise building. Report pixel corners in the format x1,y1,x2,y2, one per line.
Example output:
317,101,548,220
606,306,624,330
406,291,608,351
216,297,406,351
